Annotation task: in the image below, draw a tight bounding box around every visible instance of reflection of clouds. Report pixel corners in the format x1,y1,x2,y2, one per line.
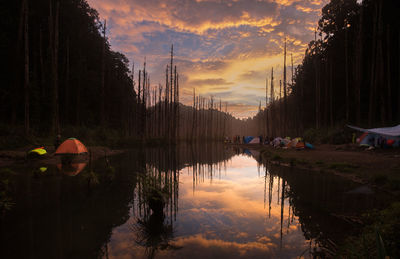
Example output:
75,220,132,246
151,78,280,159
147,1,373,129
228,154,259,168
106,155,310,258
87,0,328,118
168,234,276,258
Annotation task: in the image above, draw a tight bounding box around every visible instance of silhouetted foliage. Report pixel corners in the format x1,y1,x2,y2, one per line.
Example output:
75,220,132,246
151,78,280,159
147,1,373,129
1,0,137,137
252,0,400,138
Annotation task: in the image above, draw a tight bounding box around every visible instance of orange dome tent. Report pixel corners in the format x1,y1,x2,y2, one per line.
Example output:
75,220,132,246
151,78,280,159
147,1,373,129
55,138,88,155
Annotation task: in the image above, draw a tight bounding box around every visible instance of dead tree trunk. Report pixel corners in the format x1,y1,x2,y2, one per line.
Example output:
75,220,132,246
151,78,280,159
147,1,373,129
376,0,385,125
53,1,60,135
283,38,287,135
270,67,274,136
329,57,333,127
265,78,268,137
386,26,392,122
64,37,70,124
173,66,177,141
279,79,282,135
170,45,174,142
165,65,169,140
291,54,295,132
24,0,29,135
345,28,349,122
355,5,363,124
191,89,196,141
398,32,400,122
368,2,378,127
177,73,180,140
101,20,106,127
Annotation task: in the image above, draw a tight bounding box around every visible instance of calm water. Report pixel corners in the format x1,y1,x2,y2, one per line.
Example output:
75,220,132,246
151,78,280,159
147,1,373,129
0,144,388,258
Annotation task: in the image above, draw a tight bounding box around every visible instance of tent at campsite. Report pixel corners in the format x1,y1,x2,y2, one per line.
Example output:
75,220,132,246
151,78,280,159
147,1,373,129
243,136,252,144
272,137,283,147
55,138,88,155
55,138,88,164
286,138,307,149
272,137,291,148
249,137,260,144
347,124,400,148
271,137,312,149
242,136,261,144
27,147,47,158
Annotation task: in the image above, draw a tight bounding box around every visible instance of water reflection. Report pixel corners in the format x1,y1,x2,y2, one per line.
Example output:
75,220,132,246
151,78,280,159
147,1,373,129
0,144,390,258
57,162,87,176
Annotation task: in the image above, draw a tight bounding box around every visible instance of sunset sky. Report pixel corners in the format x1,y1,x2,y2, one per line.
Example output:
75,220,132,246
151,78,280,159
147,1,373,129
87,0,328,118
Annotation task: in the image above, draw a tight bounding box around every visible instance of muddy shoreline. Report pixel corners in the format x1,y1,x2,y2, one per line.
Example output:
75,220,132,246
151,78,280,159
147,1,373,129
0,146,125,167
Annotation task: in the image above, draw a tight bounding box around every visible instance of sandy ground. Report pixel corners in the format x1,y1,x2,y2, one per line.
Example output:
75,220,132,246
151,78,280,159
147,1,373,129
0,146,124,167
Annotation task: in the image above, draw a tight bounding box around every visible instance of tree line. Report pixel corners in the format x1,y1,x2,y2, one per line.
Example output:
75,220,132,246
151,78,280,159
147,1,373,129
2,0,138,136
1,0,244,144
247,0,400,138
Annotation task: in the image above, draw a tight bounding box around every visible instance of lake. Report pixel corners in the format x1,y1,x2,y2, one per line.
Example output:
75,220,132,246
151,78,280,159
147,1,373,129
0,144,388,258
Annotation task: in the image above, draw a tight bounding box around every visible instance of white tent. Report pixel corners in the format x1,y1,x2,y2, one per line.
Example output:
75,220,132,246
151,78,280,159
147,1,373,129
249,137,260,144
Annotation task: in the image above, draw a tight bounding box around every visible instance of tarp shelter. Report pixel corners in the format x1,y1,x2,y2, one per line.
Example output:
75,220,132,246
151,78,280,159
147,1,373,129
55,138,88,155
347,125,400,147
347,124,400,137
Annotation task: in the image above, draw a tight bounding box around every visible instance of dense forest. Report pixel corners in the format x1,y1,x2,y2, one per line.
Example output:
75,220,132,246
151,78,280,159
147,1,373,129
0,0,244,145
1,0,137,135
3,0,398,145
247,0,400,138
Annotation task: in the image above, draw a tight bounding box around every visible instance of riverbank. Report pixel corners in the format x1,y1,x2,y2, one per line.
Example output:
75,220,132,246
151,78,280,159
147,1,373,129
232,142,400,257
0,146,124,167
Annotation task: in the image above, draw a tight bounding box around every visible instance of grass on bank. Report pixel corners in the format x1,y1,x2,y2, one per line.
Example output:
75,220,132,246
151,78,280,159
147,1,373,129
338,202,400,258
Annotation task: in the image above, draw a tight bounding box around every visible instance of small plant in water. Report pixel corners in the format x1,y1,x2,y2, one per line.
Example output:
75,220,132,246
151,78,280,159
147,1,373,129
132,171,180,258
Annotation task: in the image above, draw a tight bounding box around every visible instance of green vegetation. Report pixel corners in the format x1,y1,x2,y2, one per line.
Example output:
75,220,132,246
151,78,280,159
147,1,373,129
370,172,400,193
303,128,353,145
327,162,359,172
0,124,173,150
315,160,324,165
338,202,400,258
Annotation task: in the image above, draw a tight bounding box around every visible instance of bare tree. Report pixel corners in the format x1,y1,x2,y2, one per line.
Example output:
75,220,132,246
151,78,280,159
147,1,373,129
24,0,29,135
283,37,287,135
101,20,106,127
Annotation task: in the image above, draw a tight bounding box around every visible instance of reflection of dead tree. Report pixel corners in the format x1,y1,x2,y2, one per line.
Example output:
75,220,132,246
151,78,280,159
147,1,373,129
130,166,181,258
132,213,178,259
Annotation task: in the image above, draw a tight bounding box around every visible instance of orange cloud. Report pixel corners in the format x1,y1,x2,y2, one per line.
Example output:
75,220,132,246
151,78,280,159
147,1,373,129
87,0,329,118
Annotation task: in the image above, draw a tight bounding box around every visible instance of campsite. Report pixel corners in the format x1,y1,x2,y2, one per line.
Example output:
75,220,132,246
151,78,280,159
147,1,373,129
2,0,400,258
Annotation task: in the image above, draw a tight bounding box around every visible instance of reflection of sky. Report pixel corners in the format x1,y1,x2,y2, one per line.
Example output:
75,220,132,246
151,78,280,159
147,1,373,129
107,154,310,258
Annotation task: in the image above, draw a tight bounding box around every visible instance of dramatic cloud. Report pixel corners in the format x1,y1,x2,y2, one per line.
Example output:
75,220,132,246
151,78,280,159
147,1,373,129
88,0,329,118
